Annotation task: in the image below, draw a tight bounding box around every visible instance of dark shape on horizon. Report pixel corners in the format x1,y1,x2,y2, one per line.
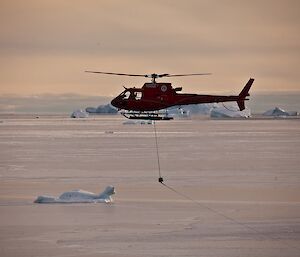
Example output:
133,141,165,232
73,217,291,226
86,71,254,120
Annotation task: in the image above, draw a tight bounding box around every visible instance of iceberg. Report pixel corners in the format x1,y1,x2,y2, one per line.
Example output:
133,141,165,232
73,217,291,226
70,109,89,118
86,104,118,114
85,107,97,113
263,107,296,116
210,106,251,118
34,186,115,204
167,104,215,116
178,108,190,118
167,107,191,119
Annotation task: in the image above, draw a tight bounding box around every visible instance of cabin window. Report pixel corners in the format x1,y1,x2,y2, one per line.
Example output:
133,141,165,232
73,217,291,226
129,91,142,100
122,91,130,99
135,92,142,100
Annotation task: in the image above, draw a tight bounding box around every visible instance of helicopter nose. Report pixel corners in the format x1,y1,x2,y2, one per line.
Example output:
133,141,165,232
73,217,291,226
111,98,121,109
110,98,117,108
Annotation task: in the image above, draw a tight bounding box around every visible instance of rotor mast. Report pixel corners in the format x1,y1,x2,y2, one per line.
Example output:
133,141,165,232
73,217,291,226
145,73,162,83
151,74,158,83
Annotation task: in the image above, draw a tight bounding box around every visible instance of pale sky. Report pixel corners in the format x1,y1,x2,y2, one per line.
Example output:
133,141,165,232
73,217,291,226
0,0,299,96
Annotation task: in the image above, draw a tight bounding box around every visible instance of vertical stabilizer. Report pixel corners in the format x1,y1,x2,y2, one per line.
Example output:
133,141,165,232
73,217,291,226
237,78,254,111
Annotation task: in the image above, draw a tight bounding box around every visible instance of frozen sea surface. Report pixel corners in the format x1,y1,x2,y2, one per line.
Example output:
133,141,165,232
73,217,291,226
0,114,299,257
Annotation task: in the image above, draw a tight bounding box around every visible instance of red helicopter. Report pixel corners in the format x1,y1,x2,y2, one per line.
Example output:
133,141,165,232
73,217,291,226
86,71,254,120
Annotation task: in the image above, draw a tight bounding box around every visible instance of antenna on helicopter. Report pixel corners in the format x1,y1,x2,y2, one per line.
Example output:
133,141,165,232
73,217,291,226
85,71,211,83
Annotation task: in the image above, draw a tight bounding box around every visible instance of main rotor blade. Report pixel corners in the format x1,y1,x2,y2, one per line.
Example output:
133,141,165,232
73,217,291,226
85,71,146,77
163,73,211,77
85,71,212,79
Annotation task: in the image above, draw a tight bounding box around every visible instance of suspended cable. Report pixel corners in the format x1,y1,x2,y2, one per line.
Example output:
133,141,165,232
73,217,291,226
222,102,239,112
153,121,163,183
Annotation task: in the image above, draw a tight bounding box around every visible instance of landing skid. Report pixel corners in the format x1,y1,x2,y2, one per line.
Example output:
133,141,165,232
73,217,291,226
121,111,173,120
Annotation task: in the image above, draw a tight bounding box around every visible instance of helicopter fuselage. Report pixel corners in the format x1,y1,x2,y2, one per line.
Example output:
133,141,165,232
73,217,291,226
111,82,250,112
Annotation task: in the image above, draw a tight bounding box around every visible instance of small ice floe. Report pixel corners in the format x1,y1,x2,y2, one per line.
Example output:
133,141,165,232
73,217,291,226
122,120,153,125
70,109,89,118
34,186,115,204
123,120,137,125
